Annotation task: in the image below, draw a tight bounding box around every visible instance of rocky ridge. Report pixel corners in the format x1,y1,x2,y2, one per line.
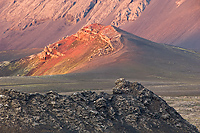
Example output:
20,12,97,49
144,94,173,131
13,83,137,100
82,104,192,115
0,78,199,133
0,0,151,31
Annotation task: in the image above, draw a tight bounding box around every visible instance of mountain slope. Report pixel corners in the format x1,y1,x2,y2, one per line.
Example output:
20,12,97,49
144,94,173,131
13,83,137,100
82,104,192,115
121,0,200,51
0,0,150,51
1,0,199,52
0,24,123,76
0,24,200,82
0,48,42,62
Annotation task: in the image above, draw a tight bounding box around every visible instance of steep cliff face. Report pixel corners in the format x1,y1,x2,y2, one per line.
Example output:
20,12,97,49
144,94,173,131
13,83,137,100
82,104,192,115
0,78,199,132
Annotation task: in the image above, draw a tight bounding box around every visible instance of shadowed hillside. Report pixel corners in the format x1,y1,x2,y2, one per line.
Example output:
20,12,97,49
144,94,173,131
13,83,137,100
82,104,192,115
0,48,42,62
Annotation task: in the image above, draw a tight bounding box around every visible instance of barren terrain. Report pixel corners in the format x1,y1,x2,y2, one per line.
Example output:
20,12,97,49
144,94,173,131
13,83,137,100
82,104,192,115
0,0,150,51
162,96,200,131
0,78,199,132
0,75,199,131
121,0,200,51
0,0,199,131
1,0,200,51
1,24,200,82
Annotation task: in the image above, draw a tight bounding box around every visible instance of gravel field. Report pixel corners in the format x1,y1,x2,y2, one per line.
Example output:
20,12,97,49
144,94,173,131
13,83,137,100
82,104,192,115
162,96,200,131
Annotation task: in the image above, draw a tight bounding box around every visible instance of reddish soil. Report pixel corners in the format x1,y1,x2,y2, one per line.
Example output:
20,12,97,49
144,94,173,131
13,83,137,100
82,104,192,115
27,24,124,76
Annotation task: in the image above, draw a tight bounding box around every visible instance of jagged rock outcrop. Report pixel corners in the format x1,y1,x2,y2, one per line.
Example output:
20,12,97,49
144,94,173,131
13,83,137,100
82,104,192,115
37,23,122,61
0,0,151,30
38,45,64,61
0,78,198,133
74,24,122,58
176,0,186,7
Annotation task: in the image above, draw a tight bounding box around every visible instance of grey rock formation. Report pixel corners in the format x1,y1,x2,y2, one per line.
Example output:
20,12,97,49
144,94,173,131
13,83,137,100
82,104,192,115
0,78,199,132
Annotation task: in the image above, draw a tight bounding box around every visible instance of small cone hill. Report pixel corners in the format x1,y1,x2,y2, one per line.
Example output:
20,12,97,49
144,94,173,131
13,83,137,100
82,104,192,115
0,24,123,76
0,23,200,82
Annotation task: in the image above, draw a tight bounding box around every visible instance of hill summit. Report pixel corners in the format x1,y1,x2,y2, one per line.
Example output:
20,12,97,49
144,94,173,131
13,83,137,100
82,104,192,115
0,24,123,76
0,78,199,132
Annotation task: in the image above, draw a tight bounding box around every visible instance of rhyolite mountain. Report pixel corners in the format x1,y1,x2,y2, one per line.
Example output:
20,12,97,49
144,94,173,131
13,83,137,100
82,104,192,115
0,78,199,132
0,0,200,52
0,24,200,82
121,0,200,52
0,24,124,76
0,0,150,51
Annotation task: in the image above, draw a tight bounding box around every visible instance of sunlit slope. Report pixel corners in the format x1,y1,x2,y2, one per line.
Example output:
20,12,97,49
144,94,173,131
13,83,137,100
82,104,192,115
121,0,200,51
76,28,200,81
0,24,200,82
0,0,151,51
0,24,123,76
0,48,42,62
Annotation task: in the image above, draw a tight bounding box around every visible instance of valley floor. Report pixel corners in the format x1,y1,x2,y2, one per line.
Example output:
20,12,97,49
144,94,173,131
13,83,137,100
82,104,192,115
162,96,200,131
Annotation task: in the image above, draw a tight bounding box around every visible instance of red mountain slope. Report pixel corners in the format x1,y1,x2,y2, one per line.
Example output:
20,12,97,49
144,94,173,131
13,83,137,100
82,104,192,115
0,0,150,51
121,0,200,51
0,24,123,76
1,0,199,52
1,23,200,82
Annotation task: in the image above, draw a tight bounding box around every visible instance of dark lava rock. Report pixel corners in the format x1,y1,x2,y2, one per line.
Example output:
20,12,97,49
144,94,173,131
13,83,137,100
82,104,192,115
0,78,199,133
